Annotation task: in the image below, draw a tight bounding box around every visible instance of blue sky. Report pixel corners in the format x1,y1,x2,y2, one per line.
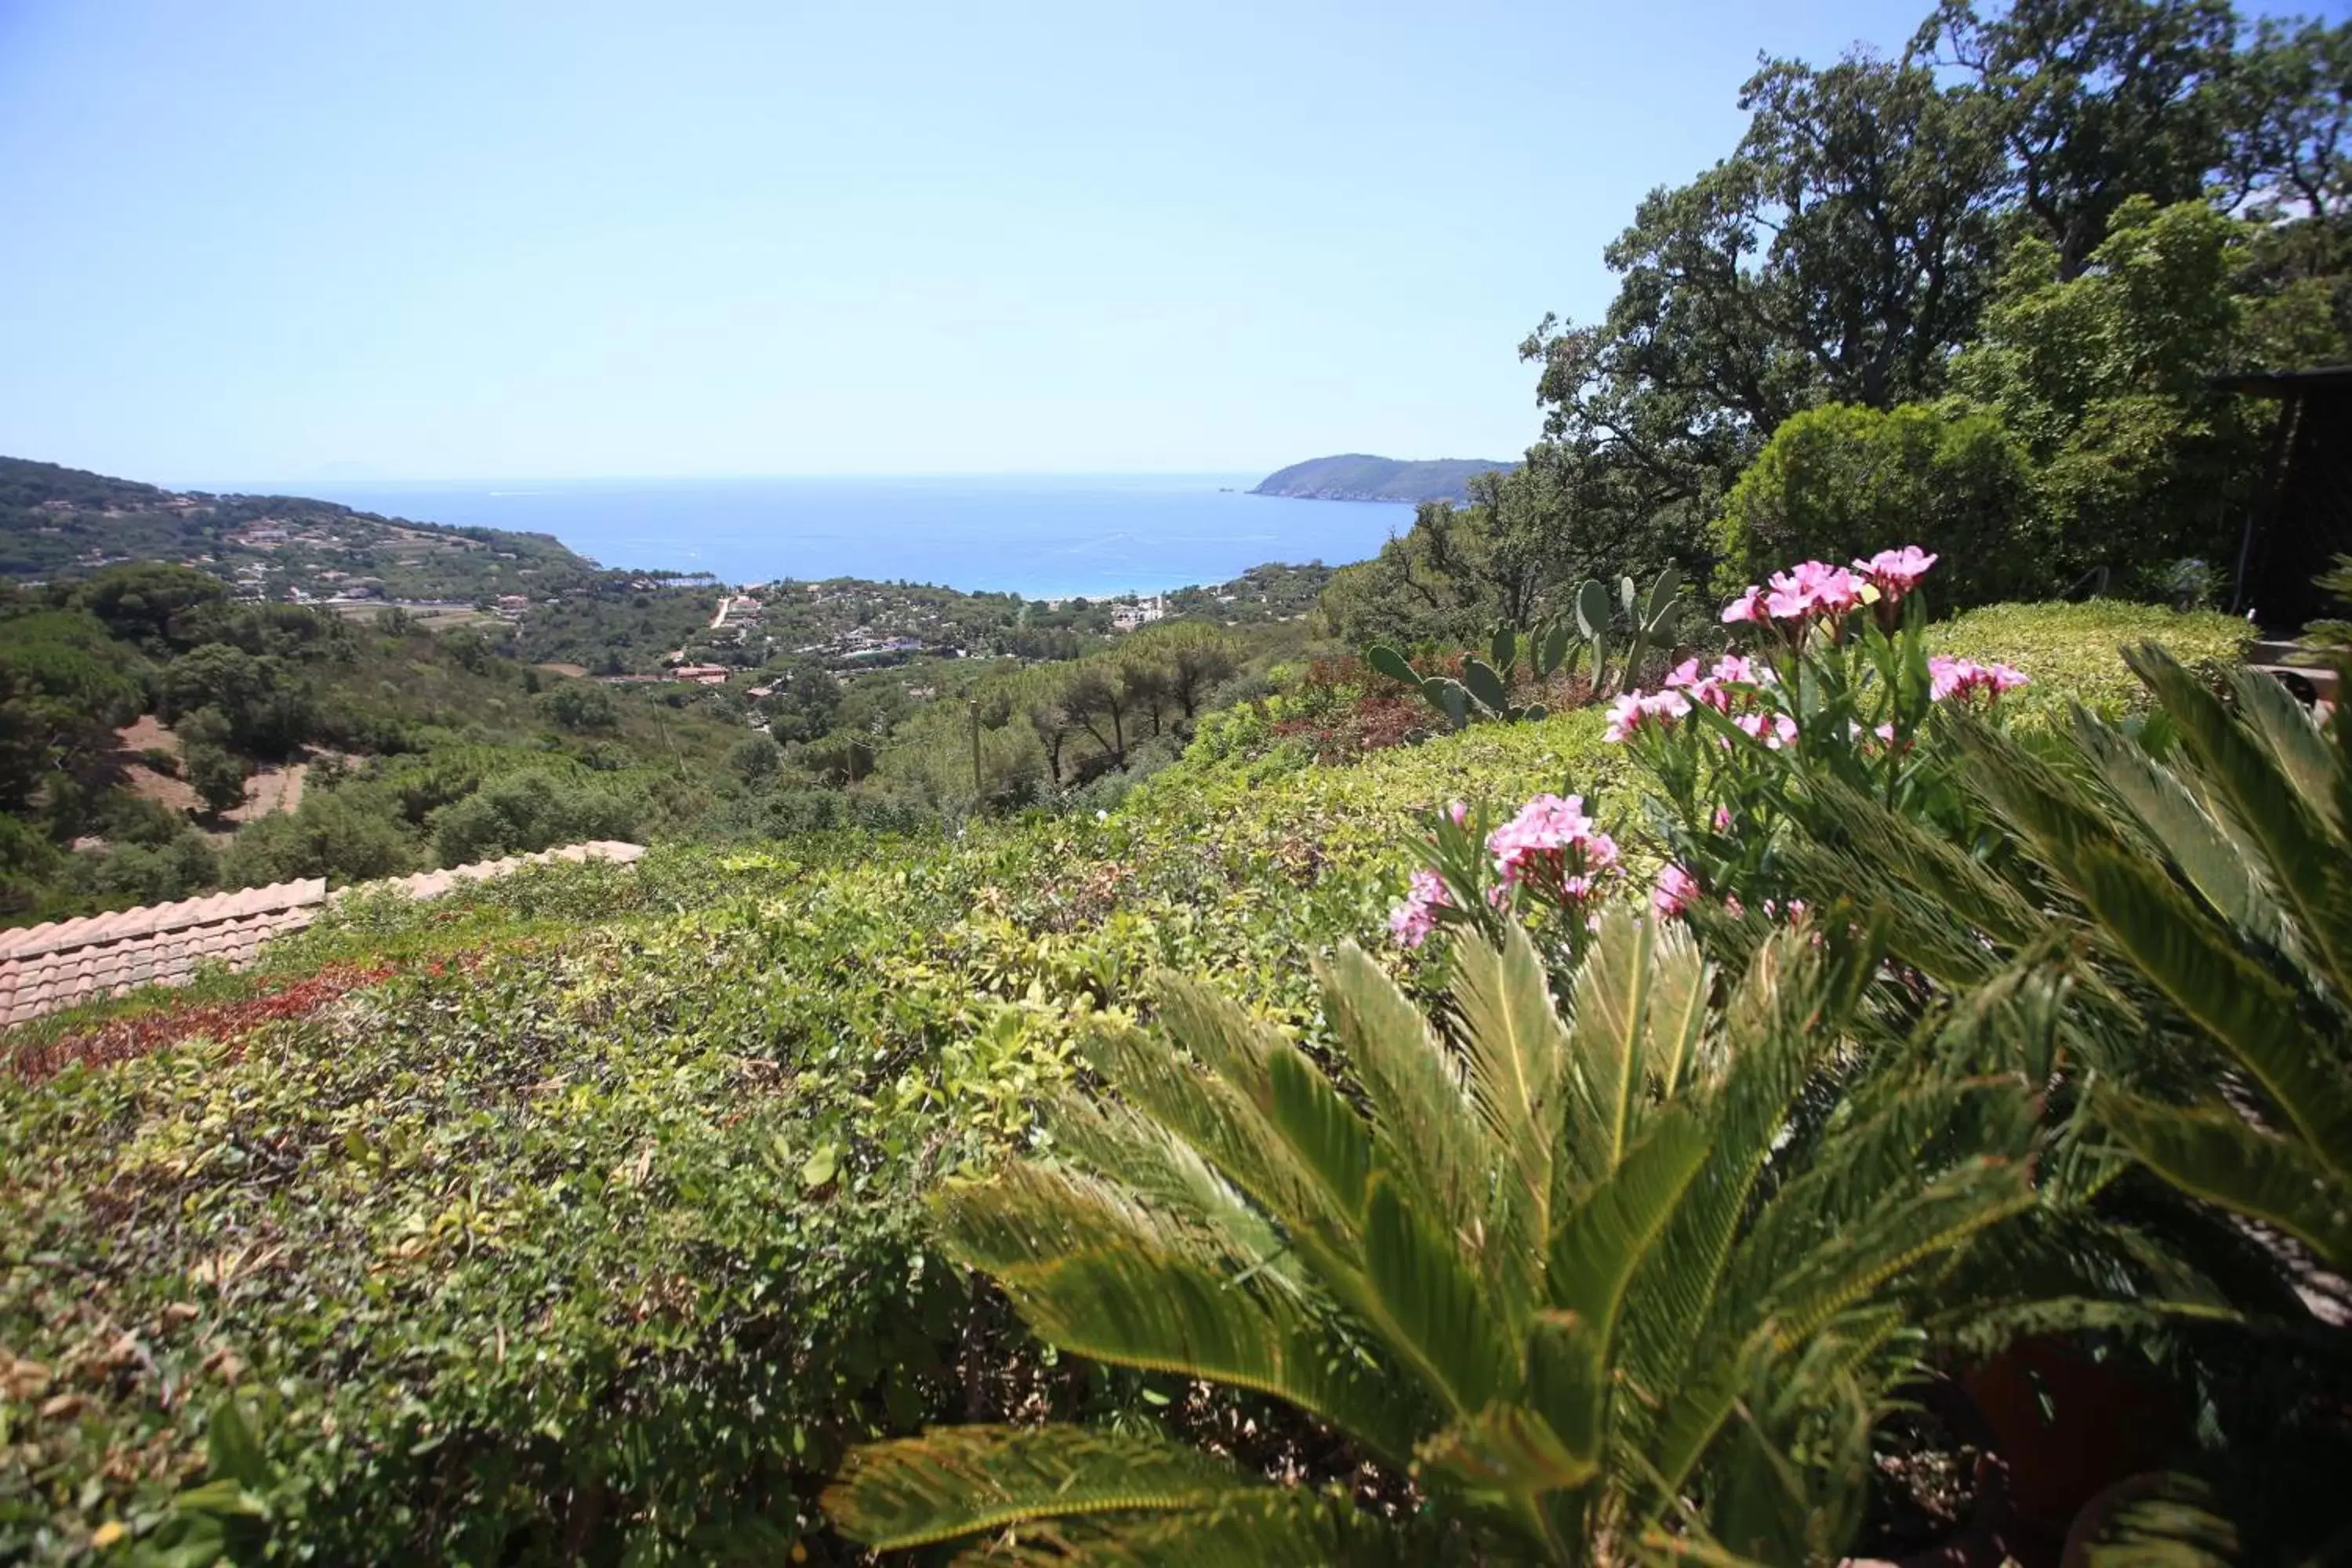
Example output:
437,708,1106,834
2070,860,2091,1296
0,1,2290,484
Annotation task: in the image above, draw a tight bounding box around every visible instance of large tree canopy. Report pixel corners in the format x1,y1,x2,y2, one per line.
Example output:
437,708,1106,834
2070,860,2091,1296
1367,0,2352,645
1916,0,2242,277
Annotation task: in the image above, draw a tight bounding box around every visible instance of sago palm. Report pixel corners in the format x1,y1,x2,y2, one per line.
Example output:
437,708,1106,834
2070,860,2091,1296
826,913,2048,1562
1773,643,2352,1273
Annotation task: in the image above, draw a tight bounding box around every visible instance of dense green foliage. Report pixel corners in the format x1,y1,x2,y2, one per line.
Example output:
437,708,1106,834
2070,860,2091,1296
1713,403,2038,608
0,569,746,924
0,597,2267,1562
832,919,2046,1562
1330,0,2351,648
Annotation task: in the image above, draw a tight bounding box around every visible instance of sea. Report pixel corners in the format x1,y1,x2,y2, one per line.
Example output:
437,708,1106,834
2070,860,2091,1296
270,474,1418,600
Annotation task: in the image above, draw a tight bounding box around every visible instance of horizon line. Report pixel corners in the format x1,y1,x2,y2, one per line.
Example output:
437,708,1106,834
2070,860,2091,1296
172,466,1308,491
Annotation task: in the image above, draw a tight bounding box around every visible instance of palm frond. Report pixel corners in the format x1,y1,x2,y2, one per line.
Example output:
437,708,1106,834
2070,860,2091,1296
1450,923,1570,1316
1650,1160,2031,1497
2071,706,2294,956
1359,1172,1515,1418
1142,979,1373,1233
1046,1092,1307,1298
1083,1018,1358,1257
2099,1094,2352,1269
1616,937,1826,1441
1317,942,1493,1232
1563,910,1666,1181
971,1485,1443,1565
823,1425,1267,1551
2128,644,2352,1003
1534,1110,1709,1461
2227,662,2343,839
2068,840,2352,1171
935,1160,1429,1461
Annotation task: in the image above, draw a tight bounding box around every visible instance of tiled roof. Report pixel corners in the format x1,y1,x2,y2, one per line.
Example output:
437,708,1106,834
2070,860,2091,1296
0,841,646,1029
338,840,644,904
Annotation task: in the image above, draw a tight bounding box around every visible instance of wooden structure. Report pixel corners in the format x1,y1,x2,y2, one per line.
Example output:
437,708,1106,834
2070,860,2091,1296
2223,365,2352,632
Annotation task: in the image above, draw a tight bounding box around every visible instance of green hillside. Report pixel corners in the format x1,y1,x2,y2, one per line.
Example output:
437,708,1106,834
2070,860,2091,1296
1250,452,1517,503
0,456,601,603
0,561,750,926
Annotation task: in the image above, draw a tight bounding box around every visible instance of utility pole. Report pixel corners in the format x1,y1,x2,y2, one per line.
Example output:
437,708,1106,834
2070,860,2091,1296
968,696,983,808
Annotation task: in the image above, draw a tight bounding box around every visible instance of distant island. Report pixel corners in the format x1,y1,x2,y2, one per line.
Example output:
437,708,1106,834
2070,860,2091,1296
1250,453,1517,504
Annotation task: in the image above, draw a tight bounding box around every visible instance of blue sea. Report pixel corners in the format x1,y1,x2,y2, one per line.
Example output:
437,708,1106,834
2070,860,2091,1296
270,474,1417,599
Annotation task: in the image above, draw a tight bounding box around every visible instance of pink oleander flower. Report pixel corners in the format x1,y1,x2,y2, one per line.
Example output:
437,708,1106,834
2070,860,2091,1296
1712,805,1733,833
1602,688,1693,743
1710,653,1766,686
1488,793,1619,895
1386,867,1453,948
1735,711,1799,750
1766,560,1867,622
1663,657,1704,688
1721,586,1766,625
1929,655,2030,702
1854,546,1937,601
1653,862,1700,919
1446,800,1469,826
1388,900,1435,946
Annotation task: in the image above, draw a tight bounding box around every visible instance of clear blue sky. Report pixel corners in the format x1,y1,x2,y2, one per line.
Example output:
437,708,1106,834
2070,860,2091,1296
0,0,2284,485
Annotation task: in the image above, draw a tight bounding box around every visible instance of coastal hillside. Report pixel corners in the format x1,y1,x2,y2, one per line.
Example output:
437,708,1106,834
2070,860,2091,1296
1250,452,1516,503
0,456,601,603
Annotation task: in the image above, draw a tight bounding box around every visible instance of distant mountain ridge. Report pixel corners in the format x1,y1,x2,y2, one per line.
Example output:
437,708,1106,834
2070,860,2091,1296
1250,453,1517,504
0,454,600,602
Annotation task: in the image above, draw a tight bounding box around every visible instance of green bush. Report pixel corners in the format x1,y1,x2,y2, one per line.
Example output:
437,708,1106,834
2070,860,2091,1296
69,833,219,906
181,741,248,816
220,789,425,887
728,731,782,784
0,909,1069,1563
537,681,619,734
1713,401,2038,606
428,768,641,865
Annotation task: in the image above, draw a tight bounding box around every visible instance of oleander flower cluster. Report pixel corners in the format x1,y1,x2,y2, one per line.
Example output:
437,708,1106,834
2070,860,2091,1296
1607,546,2029,762
1487,793,1619,906
1928,654,2029,702
1603,650,1780,746
1386,867,1453,949
1388,793,1622,948
1722,547,1938,635
1384,546,2031,965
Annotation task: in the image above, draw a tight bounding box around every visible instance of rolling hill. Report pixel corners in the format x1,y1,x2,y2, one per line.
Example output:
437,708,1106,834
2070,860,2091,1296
0,455,601,603
1249,452,1517,503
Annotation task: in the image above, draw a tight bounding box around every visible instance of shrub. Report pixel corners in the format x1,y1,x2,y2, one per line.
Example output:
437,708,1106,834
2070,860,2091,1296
728,731,782,784
1713,402,2038,608
428,768,641,865
69,833,219,906
0,910,1072,1563
220,789,424,887
181,740,249,816
830,920,2044,1561
536,681,619,734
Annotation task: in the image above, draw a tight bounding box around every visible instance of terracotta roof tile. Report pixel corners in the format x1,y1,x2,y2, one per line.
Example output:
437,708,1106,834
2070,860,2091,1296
2,848,639,1030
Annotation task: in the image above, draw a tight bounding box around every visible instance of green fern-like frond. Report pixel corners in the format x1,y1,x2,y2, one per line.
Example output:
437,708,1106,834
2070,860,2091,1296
2099,1094,2352,1269
822,1426,1269,1551
835,916,2053,1562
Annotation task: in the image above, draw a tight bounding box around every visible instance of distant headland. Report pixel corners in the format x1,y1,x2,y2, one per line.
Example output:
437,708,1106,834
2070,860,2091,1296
1249,453,1518,504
